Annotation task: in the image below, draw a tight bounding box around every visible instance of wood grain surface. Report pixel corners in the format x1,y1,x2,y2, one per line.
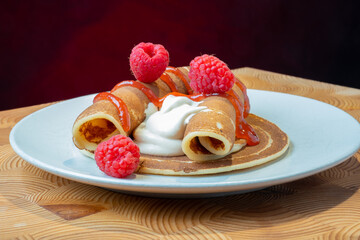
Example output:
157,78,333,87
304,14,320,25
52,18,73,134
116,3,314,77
1,67,360,239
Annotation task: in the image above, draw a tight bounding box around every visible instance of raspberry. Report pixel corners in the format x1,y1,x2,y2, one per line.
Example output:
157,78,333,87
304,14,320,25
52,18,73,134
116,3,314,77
130,42,169,83
95,135,140,178
189,54,235,94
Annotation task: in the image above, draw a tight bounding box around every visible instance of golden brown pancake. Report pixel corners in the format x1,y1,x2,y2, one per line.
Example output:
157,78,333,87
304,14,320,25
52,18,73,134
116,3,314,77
180,67,248,161
72,66,247,159
72,67,190,153
182,96,242,161
137,114,289,175
72,66,289,176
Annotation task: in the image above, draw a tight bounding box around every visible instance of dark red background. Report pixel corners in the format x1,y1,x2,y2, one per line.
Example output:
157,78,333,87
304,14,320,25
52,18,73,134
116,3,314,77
1,0,359,110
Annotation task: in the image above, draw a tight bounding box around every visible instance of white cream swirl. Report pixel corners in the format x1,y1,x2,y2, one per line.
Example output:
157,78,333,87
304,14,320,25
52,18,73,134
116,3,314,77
133,95,206,156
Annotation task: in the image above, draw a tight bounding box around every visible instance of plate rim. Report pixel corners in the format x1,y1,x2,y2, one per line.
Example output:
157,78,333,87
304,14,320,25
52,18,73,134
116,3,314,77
9,89,360,195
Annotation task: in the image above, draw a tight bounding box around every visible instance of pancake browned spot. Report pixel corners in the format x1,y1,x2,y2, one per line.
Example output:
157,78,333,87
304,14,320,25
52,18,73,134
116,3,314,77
79,120,117,144
209,137,225,150
189,138,210,154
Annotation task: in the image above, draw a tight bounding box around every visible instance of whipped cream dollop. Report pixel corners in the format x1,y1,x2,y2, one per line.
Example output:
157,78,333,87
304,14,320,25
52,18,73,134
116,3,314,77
133,95,206,156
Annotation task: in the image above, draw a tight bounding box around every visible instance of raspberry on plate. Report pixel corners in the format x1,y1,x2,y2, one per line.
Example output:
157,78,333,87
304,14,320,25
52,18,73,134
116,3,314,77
95,135,140,178
189,54,235,94
130,42,169,83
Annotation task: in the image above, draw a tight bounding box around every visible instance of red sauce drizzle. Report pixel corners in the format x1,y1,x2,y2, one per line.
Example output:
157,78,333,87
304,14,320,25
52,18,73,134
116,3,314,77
93,92,131,132
234,77,250,117
111,80,162,107
160,72,179,92
93,68,259,145
227,90,259,145
166,66,193,94
158,91,205,104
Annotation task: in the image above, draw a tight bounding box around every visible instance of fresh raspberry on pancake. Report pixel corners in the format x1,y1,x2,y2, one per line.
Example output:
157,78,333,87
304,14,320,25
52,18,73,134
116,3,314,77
95,135,140,178
189,54,235,94
130,42,169,83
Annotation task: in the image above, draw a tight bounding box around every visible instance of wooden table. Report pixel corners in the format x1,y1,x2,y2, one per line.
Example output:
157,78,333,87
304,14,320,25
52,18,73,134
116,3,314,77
1,68,360,239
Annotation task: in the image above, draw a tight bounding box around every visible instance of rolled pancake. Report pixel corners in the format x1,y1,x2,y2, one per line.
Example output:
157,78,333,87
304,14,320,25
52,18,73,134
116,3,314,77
181,67,248,161
182,96,242,161
72,67,190,154
137,114,289,175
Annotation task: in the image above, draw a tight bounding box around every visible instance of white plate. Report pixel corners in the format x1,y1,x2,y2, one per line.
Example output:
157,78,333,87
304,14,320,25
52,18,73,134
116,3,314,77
9,90,360,198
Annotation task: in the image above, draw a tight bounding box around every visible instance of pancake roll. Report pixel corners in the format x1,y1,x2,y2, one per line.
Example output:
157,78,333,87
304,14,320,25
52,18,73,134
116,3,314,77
72,67,190,156
182,95,247,161
176,67,251,161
